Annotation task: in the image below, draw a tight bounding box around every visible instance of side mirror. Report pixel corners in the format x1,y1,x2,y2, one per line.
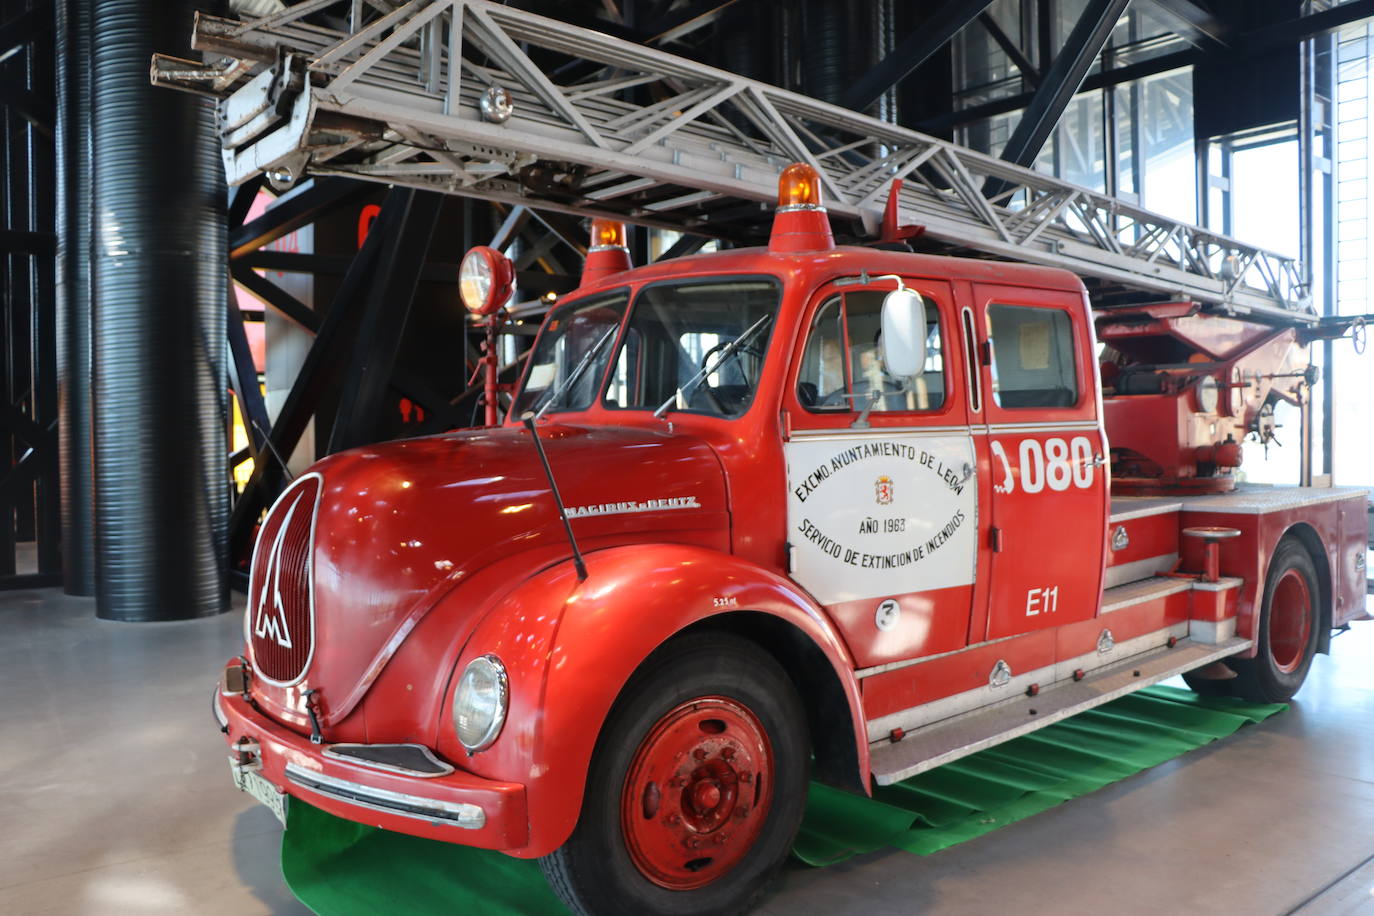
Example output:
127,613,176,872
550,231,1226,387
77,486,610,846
880,287,927,378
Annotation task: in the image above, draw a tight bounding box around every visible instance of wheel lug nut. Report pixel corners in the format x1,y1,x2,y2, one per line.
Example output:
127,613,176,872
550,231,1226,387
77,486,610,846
740,772,752,783
666,814,681,825
687,837,700,849
693,748,708,760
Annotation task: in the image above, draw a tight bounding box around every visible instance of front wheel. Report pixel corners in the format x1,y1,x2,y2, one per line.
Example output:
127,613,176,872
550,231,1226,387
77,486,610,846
540,633,809,916
1228,537,1322,703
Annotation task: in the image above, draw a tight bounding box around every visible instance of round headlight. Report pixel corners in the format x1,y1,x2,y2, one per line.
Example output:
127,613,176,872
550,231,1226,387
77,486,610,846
459,246,514,317
1195,375,1219,414
453,654,509,752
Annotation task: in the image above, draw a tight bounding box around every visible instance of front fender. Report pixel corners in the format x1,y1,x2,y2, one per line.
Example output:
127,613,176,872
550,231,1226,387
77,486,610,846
436,544,864,858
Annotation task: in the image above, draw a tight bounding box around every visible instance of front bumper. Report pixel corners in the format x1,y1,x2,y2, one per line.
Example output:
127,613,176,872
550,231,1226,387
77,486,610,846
216,682,528,850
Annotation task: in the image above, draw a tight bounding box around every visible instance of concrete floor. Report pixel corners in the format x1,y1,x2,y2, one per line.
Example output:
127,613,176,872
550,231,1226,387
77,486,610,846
1,588,1372,916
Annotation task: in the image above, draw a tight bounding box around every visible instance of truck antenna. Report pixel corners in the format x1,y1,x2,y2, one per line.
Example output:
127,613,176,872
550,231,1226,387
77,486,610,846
522,417,589,581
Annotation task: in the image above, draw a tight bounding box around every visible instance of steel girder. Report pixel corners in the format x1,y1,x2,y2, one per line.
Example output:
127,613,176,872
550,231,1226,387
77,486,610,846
1,0,60,589
151,0,1312,324
839,0,996,113
994,0,1130,173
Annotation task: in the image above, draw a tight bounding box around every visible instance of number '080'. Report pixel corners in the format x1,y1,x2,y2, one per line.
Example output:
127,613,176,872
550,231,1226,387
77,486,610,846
991,436,1096,494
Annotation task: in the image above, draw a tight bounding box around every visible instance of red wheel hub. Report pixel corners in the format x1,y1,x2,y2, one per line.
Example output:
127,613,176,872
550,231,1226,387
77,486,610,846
620,696,774,890
1269,568,1312,673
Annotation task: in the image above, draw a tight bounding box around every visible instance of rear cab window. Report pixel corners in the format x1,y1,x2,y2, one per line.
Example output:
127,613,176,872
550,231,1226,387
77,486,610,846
986,303,1078,409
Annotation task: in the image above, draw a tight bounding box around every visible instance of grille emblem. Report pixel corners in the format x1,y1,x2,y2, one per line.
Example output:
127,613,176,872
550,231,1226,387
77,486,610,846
254,491,305,649
248,472,321,684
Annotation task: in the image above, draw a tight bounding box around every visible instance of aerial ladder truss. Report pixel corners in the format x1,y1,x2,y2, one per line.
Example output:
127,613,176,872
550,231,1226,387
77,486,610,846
154,0,1313,324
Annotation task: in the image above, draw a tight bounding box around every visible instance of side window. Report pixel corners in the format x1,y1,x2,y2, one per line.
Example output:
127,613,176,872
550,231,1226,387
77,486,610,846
986,303,1077,408
797,289,945,412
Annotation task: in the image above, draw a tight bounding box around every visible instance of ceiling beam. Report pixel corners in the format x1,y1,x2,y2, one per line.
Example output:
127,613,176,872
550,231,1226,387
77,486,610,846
0,2,51,59
1243,0,1374,52
840,0,997,113
1137,0,1230,51
646,0,739,45
923,48,1198,133
978,11,1041,87
996,0,1131,170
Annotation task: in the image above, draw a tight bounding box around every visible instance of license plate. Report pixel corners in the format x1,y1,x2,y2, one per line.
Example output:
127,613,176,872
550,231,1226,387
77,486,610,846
232,763,289,828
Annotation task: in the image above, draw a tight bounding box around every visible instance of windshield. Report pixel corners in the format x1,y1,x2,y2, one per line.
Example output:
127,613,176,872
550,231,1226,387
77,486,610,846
512,291,629,417
606,278,781,418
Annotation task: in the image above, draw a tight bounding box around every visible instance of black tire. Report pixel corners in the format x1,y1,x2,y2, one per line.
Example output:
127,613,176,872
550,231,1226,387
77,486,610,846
540,632,809,916
1181,666,1237,697
1228,538,1322,703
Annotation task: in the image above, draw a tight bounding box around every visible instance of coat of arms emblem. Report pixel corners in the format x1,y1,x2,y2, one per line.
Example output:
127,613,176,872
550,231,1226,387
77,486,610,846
875,475,894,506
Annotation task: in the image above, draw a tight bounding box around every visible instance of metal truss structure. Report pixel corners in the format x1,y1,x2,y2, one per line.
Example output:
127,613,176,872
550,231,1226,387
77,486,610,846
153,0,1314,324
1,0,60,590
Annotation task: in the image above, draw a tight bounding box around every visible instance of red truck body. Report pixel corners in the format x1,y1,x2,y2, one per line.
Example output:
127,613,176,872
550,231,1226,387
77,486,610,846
217,169,1370,915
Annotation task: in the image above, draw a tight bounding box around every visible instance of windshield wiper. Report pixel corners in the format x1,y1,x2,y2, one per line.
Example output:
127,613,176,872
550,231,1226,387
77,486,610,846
654,313,772,419
531,324,619,420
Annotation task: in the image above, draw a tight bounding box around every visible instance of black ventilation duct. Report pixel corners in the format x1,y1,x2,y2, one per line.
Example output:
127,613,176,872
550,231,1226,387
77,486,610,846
56,0,96,596
90,0,228,620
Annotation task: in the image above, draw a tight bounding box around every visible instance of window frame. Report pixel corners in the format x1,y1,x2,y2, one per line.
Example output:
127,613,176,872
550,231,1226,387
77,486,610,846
971,283,1098,426
786,277,965,431
984,301,1081,411
598,273,784,420
511,286,633,419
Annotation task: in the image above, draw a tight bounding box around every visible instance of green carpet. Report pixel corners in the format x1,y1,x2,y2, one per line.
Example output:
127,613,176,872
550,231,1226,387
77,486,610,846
280,685,1285,916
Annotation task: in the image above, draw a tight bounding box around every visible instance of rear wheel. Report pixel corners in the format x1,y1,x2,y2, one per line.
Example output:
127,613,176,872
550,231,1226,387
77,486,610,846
1228,538,1322,703
540,633,809,916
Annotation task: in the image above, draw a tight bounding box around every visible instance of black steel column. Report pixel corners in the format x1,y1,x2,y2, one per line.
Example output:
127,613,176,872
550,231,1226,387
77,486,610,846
90,0,227,620
55,0,94,595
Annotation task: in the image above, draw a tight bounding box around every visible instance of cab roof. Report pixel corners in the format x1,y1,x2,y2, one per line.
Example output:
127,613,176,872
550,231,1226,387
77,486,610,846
574,244,1087,296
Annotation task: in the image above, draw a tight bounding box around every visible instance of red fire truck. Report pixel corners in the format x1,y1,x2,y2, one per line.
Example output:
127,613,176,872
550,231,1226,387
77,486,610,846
215,163,1370,916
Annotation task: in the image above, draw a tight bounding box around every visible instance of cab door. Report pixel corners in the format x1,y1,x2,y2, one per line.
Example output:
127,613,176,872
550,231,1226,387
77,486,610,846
971,283,1108,641
783,277,977,668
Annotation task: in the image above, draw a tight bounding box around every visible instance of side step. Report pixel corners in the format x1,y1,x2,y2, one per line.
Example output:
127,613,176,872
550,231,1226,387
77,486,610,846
869,636,1251,786
1101,575,1192,613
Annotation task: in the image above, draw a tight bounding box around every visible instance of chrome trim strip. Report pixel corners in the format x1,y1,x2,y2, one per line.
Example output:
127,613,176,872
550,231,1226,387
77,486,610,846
788,425,971,440
284,762,486,829
212,686,229,729
322,743,456,778
855,632,1023,679
985,420,1101,433
790,421,1103,440
960,306,981,415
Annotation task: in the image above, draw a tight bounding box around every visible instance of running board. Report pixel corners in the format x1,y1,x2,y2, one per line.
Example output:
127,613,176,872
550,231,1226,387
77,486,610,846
869,636,1252,786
